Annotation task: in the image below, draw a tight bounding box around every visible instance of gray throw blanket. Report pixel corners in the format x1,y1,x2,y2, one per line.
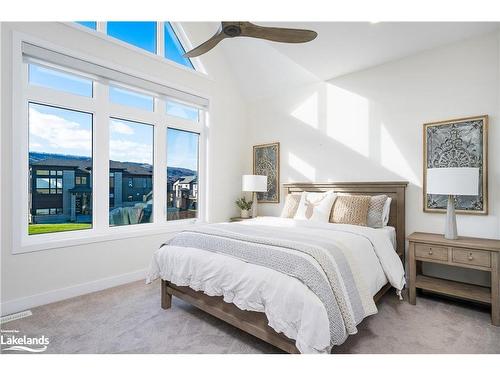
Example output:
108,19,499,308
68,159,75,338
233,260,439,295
162,223,377,346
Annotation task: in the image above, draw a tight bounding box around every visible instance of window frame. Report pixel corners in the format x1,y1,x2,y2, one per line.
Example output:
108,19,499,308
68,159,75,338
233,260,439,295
108,116,155,227
166,127,201,222
12,32,208,254
68,21,207,75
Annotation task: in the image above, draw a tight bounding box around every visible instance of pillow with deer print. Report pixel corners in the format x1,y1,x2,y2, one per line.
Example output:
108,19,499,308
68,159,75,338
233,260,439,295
293,190,337,222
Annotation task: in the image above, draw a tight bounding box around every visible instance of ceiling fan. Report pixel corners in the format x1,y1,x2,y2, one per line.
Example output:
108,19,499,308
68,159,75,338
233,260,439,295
184,22,318,58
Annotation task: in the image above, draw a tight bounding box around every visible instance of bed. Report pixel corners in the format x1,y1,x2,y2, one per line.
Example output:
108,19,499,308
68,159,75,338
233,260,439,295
147,181,408,353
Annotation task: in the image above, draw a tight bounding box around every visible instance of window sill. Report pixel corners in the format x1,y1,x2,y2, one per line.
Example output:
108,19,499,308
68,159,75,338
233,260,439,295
14,219,203,255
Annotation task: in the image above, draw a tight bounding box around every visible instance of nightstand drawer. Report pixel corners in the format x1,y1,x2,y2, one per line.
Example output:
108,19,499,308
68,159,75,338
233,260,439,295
452,248,491,268
415,244,448,261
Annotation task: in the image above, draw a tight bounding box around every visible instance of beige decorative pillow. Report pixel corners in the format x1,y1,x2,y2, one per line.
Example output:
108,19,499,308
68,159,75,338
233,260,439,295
280,193,302,218
330,195,371,226
367,195,388,228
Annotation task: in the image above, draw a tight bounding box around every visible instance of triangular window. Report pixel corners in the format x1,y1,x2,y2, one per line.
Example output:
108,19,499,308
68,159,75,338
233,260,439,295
164,22,194,70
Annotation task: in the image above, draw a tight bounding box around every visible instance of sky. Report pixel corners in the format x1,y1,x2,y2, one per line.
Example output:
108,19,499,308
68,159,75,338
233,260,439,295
110,118,153,164
29,64,93,97
167,101,199,121
110,85,154,111
29,103,92,157
107,22,157,54
167,128,198,171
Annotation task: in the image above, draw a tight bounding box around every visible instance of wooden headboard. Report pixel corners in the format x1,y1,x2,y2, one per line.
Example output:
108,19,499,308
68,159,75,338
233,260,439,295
282,181,408,262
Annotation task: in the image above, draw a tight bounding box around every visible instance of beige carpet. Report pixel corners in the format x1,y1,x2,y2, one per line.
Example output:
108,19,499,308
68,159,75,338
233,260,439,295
2,280,499,354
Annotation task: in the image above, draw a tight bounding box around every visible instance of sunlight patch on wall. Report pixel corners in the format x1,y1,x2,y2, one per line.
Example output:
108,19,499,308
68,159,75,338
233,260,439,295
291,92,319,128
288,152,316,181
326,84,369,157
381,123,420,185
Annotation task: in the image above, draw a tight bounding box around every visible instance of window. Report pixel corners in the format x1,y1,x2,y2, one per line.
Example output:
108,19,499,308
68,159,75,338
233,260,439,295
36,208,63,215
72,21,196,70
107,22,157,54
76,22,97,30
15,37,206,253
35,177,49,194
75,176,87,185
109,85,154,111
109,118,154,227
167,128,199,221
29,63,93,97
164,22,193,69
166,100,199,122
28,103,93,235
35,170,63,194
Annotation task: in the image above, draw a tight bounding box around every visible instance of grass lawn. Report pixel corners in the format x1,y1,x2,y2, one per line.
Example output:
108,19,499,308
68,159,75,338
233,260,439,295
29,223,92,235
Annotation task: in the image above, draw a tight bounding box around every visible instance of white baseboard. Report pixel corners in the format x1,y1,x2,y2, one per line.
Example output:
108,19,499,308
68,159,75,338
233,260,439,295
0,268,148,316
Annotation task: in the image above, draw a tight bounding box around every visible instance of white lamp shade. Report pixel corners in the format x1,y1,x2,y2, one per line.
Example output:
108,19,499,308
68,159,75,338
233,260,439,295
427,167,479,196
242,175,268,192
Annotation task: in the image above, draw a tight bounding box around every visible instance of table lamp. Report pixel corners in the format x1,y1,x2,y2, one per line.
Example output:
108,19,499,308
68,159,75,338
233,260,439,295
426,167,479,240
242,175,268,218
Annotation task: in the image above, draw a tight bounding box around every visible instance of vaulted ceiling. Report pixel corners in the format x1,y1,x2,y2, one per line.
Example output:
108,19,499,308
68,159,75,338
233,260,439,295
182,22,500,100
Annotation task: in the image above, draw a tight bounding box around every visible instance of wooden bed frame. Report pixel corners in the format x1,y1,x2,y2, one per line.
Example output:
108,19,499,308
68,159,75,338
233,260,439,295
161,181,408,353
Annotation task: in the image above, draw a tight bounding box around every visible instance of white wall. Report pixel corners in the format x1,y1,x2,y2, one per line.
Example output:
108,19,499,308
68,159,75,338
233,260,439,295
244,31,500,286
0,22,246,314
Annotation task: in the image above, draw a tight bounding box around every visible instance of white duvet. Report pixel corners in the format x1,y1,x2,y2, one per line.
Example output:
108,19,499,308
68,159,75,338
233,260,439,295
147,217,405,354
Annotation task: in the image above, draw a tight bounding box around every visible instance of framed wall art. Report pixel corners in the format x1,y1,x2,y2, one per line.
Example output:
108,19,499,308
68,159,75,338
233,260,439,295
423,115,488,215
253,142,280,203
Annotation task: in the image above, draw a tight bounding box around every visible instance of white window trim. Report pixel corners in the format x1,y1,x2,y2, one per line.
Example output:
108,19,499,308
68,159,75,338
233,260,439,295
66,22,209,79
11,31,210,254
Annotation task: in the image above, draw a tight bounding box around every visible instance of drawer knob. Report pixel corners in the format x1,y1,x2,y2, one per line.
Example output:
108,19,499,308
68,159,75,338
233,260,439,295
468,252,473,261
429,248,433,255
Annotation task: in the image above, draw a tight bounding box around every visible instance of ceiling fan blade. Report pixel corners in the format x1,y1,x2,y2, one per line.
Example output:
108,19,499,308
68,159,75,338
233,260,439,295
184,29,226,58
240,22,317,43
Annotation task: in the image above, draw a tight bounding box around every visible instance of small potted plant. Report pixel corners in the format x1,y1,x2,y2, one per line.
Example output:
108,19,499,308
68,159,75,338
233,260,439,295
235,197,253,218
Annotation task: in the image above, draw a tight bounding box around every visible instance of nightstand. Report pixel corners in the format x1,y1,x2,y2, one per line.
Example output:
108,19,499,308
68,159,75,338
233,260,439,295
408,232,500,326
229,217,254,222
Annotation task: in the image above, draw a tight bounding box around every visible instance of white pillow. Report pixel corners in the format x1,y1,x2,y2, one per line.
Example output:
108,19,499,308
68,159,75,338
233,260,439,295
382,197,392,226
293,190,337,223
